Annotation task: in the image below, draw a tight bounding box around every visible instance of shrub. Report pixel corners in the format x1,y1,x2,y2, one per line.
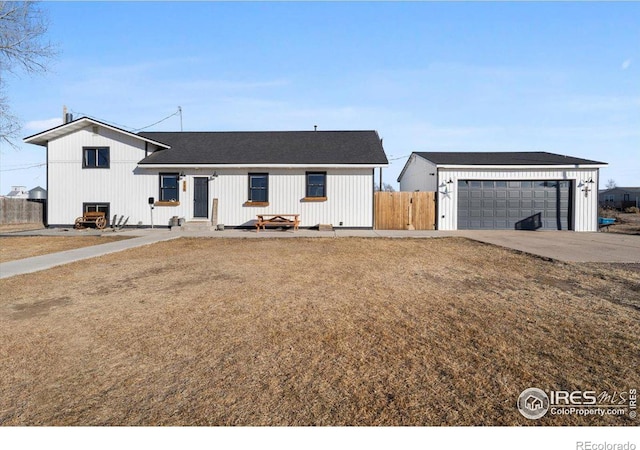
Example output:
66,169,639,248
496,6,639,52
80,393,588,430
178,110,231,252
624,206,639,214
598,208,618,218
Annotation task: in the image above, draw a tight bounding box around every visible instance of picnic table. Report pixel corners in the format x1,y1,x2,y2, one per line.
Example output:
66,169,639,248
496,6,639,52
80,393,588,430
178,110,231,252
255,214,300,232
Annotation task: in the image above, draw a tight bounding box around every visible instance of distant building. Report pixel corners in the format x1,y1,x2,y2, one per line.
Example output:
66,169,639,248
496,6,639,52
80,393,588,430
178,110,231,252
28,186,47,200
599,187,640,210
5,186,29,199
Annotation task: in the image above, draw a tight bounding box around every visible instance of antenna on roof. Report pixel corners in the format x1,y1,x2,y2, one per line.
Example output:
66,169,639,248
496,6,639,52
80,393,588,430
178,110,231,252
314,125,317,132
178,106,183,131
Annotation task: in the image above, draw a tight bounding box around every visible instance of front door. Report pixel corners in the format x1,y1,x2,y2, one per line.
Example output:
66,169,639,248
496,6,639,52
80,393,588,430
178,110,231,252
193,177,208,218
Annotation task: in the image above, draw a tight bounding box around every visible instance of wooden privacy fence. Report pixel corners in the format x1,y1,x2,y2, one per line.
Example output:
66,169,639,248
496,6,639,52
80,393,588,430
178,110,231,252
374,191,436,230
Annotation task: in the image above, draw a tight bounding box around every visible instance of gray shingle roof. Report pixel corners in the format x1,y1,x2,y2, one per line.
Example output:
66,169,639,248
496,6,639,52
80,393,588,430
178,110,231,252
137,131,388,165
414,151,606,166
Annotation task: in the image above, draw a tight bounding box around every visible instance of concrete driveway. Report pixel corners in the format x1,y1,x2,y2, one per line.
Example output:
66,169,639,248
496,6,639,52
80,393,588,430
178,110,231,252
450,230,640,263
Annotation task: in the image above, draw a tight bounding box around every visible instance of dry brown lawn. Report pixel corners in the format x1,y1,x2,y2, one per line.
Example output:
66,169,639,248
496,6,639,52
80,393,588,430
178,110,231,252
0,237,638,426
0,236,131,263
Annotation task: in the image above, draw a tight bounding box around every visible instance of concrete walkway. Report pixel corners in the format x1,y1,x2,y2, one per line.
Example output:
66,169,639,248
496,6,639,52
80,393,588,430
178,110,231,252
1,227,638,279
0,231,181,279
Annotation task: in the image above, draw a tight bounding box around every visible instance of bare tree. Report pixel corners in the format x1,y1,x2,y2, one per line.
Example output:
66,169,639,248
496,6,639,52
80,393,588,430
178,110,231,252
0,1,58,147
374,183,396,192
605,179,617,190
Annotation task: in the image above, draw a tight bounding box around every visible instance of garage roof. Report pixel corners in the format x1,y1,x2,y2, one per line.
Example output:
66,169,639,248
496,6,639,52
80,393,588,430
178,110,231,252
414,152,606,166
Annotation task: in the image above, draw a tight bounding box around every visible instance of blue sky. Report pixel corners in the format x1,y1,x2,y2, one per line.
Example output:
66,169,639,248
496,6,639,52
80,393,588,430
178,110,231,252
2,1,639,194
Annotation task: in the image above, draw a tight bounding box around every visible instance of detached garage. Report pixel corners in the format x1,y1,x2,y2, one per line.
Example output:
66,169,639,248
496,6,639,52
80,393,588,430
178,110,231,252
397,152,607,232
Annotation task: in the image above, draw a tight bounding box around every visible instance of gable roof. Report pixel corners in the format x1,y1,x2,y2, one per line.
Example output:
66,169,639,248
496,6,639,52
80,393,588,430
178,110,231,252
398,151,607,182
413,151,606,166
137,131,388,166
599,187,640,194
23,117,170,149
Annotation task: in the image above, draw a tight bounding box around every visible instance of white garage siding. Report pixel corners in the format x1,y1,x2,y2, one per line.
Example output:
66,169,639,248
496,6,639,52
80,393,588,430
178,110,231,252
436,167,601,232
398,154,438,192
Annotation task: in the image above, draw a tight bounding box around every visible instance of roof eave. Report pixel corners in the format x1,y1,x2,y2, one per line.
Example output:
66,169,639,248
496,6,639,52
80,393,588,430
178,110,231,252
137,163,388,169
23,117,171,149
435,163,608,169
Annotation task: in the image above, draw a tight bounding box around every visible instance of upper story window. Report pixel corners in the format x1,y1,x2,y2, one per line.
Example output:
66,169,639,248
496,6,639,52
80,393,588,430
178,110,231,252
306,172,327,198
248,173,268,202
83,147,110,168
159,173,179,202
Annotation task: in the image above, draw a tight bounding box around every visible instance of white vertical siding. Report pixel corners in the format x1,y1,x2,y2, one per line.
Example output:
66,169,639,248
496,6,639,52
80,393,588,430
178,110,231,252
47,126,153,226
436,168,600,232
47,126,375,228
185,168,374,227
398,155,438,192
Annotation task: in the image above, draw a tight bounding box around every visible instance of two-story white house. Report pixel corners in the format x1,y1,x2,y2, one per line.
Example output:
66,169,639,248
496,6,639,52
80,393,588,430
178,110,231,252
24,117,388,228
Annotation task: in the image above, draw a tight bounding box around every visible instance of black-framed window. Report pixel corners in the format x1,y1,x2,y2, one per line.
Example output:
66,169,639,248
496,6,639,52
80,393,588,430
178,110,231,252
83,203,110,224
248,173,268,202
83,147,110,168
159,173,179,202
306,172,326,198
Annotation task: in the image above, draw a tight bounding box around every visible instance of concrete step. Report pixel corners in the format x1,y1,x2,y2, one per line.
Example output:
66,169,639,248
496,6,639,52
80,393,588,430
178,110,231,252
175,221,216,232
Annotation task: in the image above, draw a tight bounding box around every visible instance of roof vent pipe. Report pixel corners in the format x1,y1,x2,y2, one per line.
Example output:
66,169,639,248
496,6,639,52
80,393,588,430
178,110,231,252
62,105,73,124
314,125,317,132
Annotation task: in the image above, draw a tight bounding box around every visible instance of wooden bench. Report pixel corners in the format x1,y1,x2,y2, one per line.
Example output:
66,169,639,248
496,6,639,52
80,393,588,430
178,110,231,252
256,214,300,232
74,211,107,229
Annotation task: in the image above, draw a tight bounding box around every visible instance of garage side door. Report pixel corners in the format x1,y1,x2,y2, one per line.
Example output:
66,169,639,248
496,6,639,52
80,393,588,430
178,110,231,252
457,180,571,230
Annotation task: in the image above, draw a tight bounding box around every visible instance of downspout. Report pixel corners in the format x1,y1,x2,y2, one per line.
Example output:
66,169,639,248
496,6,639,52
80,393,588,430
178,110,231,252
372,168,376,229
45,142,49,227
435,167,440,230
595,168,600,232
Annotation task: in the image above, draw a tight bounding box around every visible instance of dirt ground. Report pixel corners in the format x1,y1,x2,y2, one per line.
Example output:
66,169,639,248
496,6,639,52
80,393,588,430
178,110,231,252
0,236,131,263
0,223,45,233
600,212,640,235
0,237,638,426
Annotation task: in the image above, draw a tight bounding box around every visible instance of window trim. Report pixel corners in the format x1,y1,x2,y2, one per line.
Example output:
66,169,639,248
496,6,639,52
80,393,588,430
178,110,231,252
82,147,110,169
305,171,327,200
159,172,180,203
247,173,269,203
